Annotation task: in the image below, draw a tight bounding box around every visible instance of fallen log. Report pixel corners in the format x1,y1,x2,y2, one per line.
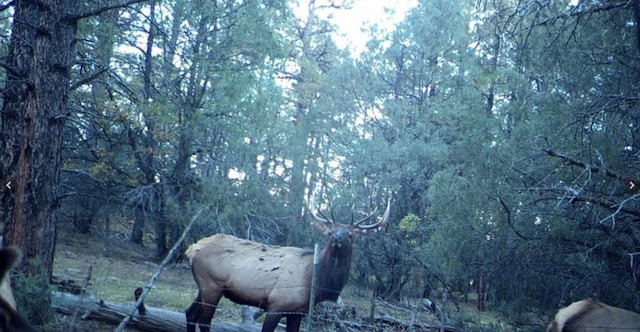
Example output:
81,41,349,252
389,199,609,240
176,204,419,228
52,291,459,332
52,291,264,332
374,313,462,332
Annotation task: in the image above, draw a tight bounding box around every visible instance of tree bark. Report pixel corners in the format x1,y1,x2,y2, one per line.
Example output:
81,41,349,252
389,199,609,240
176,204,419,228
0,0,78,277
475,274,484,311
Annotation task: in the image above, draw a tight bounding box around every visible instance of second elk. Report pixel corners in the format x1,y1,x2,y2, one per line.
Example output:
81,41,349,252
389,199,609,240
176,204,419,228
0,246,37,332
547,299,640,332
185,198,391,332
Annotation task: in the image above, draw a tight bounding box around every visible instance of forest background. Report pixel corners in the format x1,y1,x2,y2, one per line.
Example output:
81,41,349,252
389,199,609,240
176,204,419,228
1,0,640,330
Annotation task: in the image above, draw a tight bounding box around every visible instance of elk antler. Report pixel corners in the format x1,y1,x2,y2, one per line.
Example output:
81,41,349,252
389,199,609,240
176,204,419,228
310,196,391,231
308,195,333,225
351,206,378,226
353,197,391,231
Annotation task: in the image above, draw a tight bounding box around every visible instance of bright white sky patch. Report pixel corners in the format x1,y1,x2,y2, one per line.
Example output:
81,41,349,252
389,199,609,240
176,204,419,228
295,0,418,56
331,0,417,54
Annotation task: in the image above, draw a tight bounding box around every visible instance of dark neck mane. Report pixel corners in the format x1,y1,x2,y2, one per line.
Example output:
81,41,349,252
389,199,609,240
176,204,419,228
314,244,353,303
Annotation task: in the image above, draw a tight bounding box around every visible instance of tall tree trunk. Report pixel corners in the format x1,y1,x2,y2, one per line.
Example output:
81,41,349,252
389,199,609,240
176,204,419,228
155,192,168,259
131,206,145,245
123,1,161,249
285,0,318,246
476,272,485,311
0,0,77,278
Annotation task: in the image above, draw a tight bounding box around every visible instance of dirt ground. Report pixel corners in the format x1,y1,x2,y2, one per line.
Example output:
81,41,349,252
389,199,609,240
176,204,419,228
49,219,192,331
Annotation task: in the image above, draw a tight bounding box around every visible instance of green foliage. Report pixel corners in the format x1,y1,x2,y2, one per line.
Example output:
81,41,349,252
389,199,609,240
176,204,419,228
398,213,419,233
12,261,55,327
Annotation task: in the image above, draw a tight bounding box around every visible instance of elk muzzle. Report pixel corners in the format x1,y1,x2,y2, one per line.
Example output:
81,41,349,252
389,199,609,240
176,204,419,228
329,229,352,248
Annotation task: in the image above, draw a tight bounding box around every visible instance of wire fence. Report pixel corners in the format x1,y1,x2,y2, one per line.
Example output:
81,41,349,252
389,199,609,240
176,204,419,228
188,295,456,332
183,243,455,332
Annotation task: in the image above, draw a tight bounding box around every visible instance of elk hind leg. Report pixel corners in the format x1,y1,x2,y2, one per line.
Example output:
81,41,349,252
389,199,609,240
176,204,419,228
185,292,202,332
285,313,303,332
261,312,284,332
195,289,222,332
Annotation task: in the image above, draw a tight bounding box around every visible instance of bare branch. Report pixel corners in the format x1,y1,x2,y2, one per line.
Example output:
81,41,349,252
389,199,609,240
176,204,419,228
497,195,534,240
69,68,108,91
567,192,640,219
71,0,154,21
541,148,624,180
517,185,640,219
0,1,14,14
536,1,631,26
597,193,640,227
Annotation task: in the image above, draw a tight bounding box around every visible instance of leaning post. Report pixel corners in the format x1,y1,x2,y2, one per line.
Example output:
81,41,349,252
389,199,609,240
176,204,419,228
306,243,320,331
113,210,202,332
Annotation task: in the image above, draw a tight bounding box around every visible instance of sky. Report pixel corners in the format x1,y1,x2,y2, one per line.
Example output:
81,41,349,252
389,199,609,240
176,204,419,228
296,0,418,56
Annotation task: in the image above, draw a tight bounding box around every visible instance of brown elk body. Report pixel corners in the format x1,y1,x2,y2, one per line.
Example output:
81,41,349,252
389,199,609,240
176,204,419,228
185,198,391,332
0,246,37,332
547,299,640,332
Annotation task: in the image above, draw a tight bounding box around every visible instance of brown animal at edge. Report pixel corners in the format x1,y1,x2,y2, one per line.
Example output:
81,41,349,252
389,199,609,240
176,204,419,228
185,198,391,332
0,246,37,332
547,299,640,332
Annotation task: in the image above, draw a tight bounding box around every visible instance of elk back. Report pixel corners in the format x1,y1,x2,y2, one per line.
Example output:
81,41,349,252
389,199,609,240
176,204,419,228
547,299,640,332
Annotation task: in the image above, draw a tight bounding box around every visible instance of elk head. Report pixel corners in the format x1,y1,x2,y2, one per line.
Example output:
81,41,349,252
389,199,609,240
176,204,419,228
306,197,391,302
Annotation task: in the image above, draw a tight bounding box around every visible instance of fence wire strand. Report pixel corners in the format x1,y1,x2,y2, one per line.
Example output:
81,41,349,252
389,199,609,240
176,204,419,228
188,297,452,332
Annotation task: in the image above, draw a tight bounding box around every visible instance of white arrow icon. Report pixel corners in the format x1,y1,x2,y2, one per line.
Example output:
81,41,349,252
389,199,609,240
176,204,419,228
4,180,10,190
630,181,636,191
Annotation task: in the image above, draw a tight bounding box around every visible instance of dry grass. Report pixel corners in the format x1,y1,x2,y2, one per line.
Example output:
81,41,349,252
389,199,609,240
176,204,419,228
54,221,195,309
51,219,203,331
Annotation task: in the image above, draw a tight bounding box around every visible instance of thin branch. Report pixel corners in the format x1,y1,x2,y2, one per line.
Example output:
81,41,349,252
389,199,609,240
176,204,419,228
69,265,92,332
69,68,108,91
497,195,533,240
113,209,203,332
541,148,624,180
597,193,640,226
71,0,154,21
0,1,14,14
536,1,630,26
61,169,108,187
517,185,640,219
634,0,640,53
570,194,640,219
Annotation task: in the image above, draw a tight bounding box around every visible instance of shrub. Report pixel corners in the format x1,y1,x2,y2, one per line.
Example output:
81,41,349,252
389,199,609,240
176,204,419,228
12,262,55,326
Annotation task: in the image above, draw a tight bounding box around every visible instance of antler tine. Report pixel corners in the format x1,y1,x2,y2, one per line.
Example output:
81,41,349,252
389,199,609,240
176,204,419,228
354,197,392,231
350,203,355,225
329,202,338,223
352,207,378,227
319,208,334,224
308,195,332,224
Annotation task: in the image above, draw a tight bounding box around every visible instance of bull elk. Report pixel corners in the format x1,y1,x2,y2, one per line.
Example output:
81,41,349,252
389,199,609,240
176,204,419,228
0,246,36,332
547,299,640,332
185,197,391,332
